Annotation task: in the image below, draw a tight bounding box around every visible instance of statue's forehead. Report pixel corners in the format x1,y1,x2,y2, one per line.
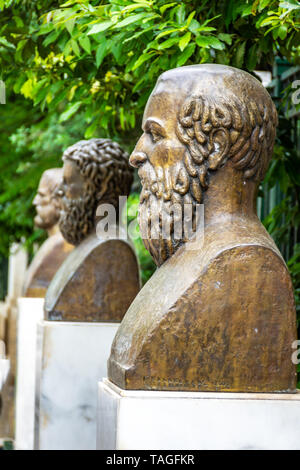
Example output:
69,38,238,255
39,174,53,194
39,170,62,194
142,82,187,126
142,74,229,127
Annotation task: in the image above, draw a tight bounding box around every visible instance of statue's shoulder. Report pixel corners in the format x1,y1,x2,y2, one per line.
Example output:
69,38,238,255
109,216,296,391
24,233,72,297
45,234,140,322
109,219,296,392
116,216,287,324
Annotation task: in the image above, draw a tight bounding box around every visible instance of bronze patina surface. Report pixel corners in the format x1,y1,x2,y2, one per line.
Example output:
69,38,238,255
108,64,297,393
45,139,140,322
24,169,73,298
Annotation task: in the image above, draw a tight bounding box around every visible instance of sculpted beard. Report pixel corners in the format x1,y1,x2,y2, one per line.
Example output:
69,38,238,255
34,213,50,230
59,194,95,246
34,203,59,230
138,153,200,266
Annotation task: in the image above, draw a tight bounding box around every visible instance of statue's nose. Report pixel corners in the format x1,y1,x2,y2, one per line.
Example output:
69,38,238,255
129,151,147,168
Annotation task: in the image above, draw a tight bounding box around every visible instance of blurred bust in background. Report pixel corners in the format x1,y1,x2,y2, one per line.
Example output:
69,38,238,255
44,139,140,322
24,168,73,298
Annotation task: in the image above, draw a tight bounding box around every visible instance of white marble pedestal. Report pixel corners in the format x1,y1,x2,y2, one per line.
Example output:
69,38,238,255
97,379,300,450
35,321,119,450
15,297,44,450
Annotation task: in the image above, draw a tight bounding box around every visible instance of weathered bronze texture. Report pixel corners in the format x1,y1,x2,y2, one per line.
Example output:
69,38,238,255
108,64,297,393
24,169,73,298
45,139,140,322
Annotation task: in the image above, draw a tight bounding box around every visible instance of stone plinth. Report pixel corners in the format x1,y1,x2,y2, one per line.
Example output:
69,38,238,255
35,321,119,450
97,379,300,450
15,297,44,450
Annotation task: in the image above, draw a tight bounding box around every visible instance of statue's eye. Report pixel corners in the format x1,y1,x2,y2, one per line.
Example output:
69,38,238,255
150,130,163,143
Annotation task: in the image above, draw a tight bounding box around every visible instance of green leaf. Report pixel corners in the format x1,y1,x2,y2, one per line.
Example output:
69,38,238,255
157,36,179,50
185,11,196,28
132,51,157,71
258,0,272,11
114,13,148,28
198,26,216,32
0,36,15,49
79,36,91,54
196,35,211,48
43,29,60,47
121,3,151,13
240,4,253,17
278,25,288,40
272,27,279,39
85,120,98,139
179,32,191,51
96,39,107,67
71,39,80,57
15,38,27,61
176,43,195,67
196,35,225,50
176,4,185,24
246,44,258,70
156,28,180,40
123,25,153,43
65,18,75,35
218,33,232,45
188,19,201,34
59,102,81,122
13,15,24,28
279,0,300,11
224,0,235,28
111,42,123,63
160,3,177,14
87,21,112,36
233,41,246,68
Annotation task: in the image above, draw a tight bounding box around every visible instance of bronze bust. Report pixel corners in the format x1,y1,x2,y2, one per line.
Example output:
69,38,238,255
108,64,297,393
44,138,140,322
24,168,73,298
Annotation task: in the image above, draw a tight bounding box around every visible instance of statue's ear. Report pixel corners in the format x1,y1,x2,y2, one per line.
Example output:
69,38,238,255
208,128,230,170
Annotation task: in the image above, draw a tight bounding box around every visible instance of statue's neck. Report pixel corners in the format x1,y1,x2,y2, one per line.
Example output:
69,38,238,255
203,162,259,227
47,224,60,238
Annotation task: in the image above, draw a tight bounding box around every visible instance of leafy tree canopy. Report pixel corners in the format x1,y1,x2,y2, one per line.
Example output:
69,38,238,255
0,0,299,136
0,0,299,288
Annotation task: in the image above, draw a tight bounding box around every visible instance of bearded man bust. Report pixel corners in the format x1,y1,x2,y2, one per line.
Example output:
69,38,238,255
108,64,297,393
44,138,140,322
24,168,73,298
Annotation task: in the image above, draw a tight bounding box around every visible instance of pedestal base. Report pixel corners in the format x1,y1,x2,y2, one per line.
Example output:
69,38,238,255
35,321,119,450
98,379,300,450
15,298,44,450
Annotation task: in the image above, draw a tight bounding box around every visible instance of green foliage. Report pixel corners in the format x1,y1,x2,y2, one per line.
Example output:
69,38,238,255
288,244,300,321
0,95,87,255
0,0,299,136
262,109,300,328
2,440,14,450
0,0,299,287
